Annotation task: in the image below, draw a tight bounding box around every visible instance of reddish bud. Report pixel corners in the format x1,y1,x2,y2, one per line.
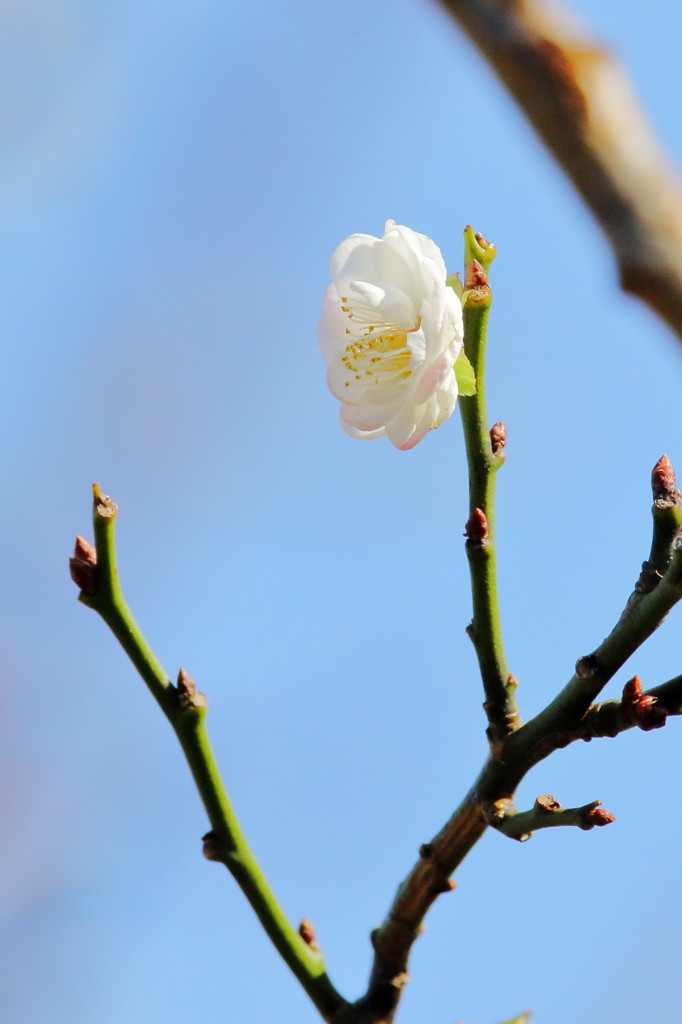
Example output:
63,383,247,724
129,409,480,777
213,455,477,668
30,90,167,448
632,695,667,731
490,422,507,454
651,454,677,500
298,919,317,946
586,806,616,827
622,675,643,704
464,259,488,290
465,507,489,543
622,676,666,730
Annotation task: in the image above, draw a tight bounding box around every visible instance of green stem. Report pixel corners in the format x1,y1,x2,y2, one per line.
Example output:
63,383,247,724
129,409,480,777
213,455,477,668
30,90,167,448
507,535,682,773
619,453,682,619
458,227,519,749
78,485,346,1023
492,795,614,841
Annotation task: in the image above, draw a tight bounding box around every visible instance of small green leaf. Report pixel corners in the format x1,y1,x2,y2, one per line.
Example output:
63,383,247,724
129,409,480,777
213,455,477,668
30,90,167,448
447,271,464,298
455,348,476,396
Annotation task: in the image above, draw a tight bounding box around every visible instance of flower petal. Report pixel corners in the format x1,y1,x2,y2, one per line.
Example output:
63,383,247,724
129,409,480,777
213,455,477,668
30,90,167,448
319,221,464,449
340,405,386,440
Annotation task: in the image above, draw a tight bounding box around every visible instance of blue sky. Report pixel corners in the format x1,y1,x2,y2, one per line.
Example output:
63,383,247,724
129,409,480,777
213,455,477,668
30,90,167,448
3,1,682,1022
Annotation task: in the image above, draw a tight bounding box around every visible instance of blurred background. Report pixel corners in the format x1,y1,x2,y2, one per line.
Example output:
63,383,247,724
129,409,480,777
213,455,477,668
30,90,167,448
2,1,681,1021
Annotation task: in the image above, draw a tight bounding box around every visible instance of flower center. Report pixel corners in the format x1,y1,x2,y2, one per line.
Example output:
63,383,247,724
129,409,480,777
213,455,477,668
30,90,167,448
339,296,420,390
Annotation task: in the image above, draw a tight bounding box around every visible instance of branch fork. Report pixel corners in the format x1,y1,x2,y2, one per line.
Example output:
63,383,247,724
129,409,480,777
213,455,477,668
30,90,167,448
71,236,682,1024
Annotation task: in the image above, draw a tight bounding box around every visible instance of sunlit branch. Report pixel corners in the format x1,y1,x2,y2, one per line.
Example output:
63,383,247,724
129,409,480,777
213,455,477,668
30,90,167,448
437,0,682,342
71,485,347,1024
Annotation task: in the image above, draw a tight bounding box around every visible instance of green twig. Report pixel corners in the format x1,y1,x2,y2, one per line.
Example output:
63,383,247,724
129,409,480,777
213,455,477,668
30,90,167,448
488,793,615,842
561,672,681,742
358,458,682,1023
620,454,682,620
72,485,346,1024
458,226,519,751
506,534,682,774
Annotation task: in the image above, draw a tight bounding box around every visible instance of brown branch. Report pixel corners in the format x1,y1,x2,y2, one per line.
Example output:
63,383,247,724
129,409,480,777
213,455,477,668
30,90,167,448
436,0,682,341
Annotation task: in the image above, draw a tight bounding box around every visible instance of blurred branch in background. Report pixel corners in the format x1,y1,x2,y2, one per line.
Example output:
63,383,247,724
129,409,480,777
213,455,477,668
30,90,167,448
436,0,682,341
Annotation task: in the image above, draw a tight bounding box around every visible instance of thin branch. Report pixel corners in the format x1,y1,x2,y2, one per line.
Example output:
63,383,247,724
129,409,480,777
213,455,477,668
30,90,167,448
488,793,615,842
436,0,682,342
459,227,520,750
621,455,682,620
72,485,347,1024
506,496,682,775
566,672,681,743
356,471,682,1022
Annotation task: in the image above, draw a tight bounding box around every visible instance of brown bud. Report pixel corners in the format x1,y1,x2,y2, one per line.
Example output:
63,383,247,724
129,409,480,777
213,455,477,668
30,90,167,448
176,668,208,710
464,258,488,290
419,842,434,860
69,557,99,594
74,535,97,565
652,454,677,500
586,806,616,827
490,422,507,455
622,675,643,704
465,507,488,543
621,676,666,730
632,695,667,731
298,919,316,946
202,830,223,861
535,794,561,813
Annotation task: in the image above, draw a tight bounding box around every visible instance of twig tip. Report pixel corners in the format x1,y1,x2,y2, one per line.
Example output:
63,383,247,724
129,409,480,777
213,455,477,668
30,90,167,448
652,454,677,500
585,804,616,828
93,485,119,520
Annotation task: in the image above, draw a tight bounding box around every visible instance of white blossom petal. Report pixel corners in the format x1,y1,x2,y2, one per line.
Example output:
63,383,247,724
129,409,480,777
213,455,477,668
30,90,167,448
339,405,386,441
318,221,464,450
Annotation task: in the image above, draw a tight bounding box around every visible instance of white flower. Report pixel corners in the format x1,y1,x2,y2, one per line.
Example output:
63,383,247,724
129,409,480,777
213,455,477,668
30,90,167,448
318,219,466,451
